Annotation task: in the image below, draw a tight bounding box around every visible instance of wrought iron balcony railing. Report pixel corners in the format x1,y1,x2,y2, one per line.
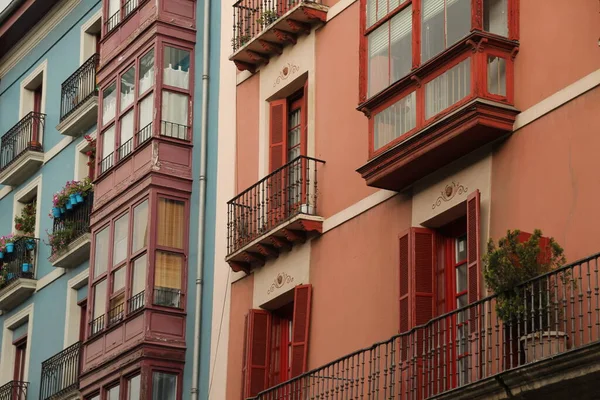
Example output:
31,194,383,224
39,342,81,400
0,112,44,172
51,192,93,251
227,155,324,255
154,287,182,309
0,237,39,289
232,0,320,51
250,252,600,399
0,380,28,400
60,54,99,122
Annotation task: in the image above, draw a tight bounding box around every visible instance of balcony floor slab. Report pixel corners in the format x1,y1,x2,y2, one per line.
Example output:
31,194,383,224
49,233,92,268
0,150,44,186
57,96,98,137
0,278,37,312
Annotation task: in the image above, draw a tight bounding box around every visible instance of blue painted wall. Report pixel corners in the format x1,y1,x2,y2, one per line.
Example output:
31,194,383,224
183,0,221,397
0,0,100,397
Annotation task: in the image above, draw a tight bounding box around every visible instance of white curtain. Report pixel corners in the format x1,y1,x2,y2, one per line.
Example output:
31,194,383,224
139,94,154,129
161,91,188,139
374,91,416,150
139,67,154,94
113,213,129,265
425,58,470,119
109,0,120,20
163,64,189,89
120,111,134,159
102,126,115,158
102,89,117,125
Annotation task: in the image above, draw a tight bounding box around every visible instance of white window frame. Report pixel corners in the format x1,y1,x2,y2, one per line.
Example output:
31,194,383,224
75,131,96,181
12,175,42,250
0,304,34,385
19,60,48,143
80,10,102,65
64,269,89,347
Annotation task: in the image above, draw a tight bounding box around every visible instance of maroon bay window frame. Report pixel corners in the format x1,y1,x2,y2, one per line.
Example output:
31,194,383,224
97,43,157,177
89,222,111,338
88,196,151,338
149,367,183,400
156,37,195,143
102,0,151,37
149,190,190,314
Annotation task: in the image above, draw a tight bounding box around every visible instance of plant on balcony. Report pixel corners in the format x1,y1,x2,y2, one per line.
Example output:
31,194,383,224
484,229,567,325
232,34,251,49
51,178,93,218
256,10,278,27
14,202,36,236
45,221,76,256
84,135,96,176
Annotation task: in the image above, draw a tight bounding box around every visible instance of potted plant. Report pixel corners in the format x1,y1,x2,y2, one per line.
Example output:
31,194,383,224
484,229,571,363
2,234,16,254
256,10,278,27
46,222,75,257
14,202,36,237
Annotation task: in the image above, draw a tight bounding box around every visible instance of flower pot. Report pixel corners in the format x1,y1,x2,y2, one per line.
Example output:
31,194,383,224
7,272,14,280
69,194,77,205
22,263,31,273
0,251,3,259
61,207,66,214
66,202,73,210
25,239,35,250
5,243,14,253
52,207,61,218
520,331,568,362
76,193,84,203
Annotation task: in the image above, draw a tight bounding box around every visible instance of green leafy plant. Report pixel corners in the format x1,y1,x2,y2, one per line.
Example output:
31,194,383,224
484,229,569,330
46,221,76,255
256,10,278,26
14,202,36,236
232,34,252,49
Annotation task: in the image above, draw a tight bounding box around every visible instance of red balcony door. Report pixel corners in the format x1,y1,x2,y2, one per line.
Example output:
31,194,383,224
79,300,87,373
13,336,27,382
31,88,42,144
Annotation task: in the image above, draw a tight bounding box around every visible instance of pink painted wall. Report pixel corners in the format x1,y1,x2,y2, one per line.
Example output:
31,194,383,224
236,74,261,194
314,2,378,219
308,195,411,366
226,274,254,400
514,0,600,110
491,87,600,262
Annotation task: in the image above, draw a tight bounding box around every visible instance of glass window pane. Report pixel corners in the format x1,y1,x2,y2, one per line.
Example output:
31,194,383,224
132,254,147,296
366,0,377,27
446,0,471,48
128,375,141,400
161,91,189,139
163,47,190,89
94,227,110,277
121,67,136,111
421,0,445,63
484,0,508,37
109,292,125,324
155,252,183,308
112,267,126,293
456,235,467,263
456,264,467,293
157,198,185,248
390,5,412,84
113,213,130,265
487,56,506,96
133,200,149,252
108,385,120,400
373,91,416,150
119,110,134,159
102,83,117,125
152,372,177,400
139,50,155,94
368,23,389,97
93,280,107,319
425,58,471,119
139,94,154,133
102,126,115,159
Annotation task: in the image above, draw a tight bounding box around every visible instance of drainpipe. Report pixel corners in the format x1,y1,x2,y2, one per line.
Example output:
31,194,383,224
191,0,211,396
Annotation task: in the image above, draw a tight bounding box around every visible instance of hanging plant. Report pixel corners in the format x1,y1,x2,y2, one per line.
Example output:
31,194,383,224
14,202,36,236
84,135,96,173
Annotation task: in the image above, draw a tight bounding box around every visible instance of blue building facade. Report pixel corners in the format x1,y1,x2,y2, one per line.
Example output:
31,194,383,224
0,0,219,398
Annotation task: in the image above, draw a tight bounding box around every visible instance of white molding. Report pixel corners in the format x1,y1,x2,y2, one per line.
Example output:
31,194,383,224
19,58,48,116
0,186,12,201
12,174,43,246
64,268,89,347
36,268,66,292
326,0,357,21
0,0,81,79
79,9,102,64
323,189,397,233
44,136,75,164
0,303,34,385
514,68,600,132
74,130,96,181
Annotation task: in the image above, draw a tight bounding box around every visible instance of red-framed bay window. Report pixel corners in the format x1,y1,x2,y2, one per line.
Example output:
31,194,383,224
89,197,150,337
98,45,156,175
360,0,519,157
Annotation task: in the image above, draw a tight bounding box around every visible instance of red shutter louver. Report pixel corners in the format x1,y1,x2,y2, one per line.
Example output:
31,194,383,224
244,309,271,398
269,99,287,172
467,190,481,304
290,284,312,378
411,228,435,361
399,232,410,333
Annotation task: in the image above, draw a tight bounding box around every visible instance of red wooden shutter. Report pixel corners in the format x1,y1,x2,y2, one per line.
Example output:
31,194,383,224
269,99,287,172
302,81,308,156
467,190,481,304
244,309,271,398
411,228,436,327
290,284,312,378
399,231,410,334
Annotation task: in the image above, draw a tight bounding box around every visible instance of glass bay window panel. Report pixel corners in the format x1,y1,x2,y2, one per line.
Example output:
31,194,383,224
484,0,508,37
121,67,136,111
157,198,185,249
102,127,115,160
163,47,190,89
133,200,149,252
155,252,183,308
139,93,154,131
487,56,507,96
112,267,126,293
102,83,117,125
128,375,141,400
152,372,177,400
132,254,147,296
94,227,110,277
390,6,412,84
421,0,471,63
120,110,135,158
93,279,107,319
373,91,416,150
139,50,155,95
425,58,471,119
368,24,389,97
446,0,471,47
161,91,188,139
113,213,130,266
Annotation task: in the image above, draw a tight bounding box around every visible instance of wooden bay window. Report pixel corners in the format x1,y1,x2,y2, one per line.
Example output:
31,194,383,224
360,0,519,157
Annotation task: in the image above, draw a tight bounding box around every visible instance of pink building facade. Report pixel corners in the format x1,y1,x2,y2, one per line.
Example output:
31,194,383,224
212,0,600,398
